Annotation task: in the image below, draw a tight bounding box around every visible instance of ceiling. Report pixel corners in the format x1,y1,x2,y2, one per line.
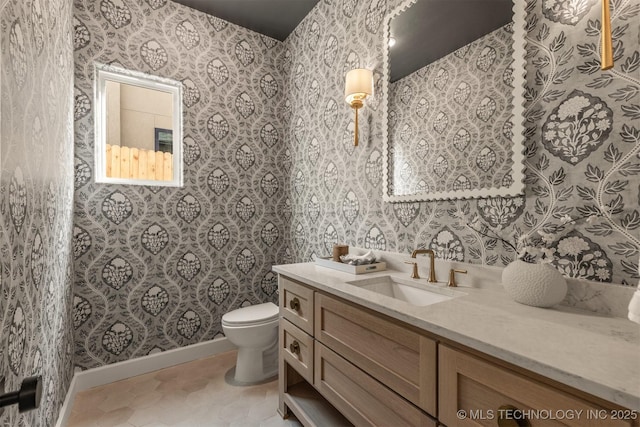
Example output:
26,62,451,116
172,0,319,41
390,0,513,82
171,0,511,79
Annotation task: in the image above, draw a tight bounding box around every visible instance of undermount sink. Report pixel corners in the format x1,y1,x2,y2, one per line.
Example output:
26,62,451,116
346,275,462,306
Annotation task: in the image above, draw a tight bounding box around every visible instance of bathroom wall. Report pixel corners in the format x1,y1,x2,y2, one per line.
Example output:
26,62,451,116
73,0,288,369
283,0,640,285
0,0,75,424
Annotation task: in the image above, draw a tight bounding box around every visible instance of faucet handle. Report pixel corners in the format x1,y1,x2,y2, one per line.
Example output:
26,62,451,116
447,269,467,287
404,261,420,279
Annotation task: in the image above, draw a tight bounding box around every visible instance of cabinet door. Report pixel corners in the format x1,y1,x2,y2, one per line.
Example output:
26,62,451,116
279,277,314,335
315,293,437,415
439,345,636,427
315,343,437,427
280,318,314,383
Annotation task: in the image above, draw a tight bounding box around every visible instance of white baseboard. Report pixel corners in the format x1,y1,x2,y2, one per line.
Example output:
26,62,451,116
55,337,235,427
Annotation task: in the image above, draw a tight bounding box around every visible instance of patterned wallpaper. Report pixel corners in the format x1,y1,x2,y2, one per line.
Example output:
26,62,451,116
70,0,639,371
389,25,515,195
0,0,75,424
282,0,639,285
72,0,288,369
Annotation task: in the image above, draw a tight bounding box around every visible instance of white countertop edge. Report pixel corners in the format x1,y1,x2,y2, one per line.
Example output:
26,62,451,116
273,263,640,411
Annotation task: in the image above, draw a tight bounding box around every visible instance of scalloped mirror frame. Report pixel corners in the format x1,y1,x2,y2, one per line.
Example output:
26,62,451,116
94,63,184,187
381,0,527,202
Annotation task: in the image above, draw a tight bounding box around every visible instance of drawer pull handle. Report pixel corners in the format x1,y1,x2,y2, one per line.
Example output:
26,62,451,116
289,341,300,355
289,297,300,311
497,405,531,427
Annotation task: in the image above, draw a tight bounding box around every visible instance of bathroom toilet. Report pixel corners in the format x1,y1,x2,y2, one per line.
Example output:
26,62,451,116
221,302,279,384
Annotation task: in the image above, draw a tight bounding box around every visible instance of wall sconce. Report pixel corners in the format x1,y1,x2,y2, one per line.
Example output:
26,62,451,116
344,68,374,147
601,0,613,70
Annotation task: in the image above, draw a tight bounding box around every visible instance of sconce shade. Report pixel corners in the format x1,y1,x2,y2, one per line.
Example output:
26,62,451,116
344,68,373,147
344,68,374,105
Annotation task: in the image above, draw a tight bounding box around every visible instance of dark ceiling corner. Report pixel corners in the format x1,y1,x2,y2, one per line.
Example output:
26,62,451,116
172,0,319,41
390,0,513,82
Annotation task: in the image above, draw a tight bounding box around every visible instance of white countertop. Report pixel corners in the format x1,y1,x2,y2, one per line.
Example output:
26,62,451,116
273,262,640,411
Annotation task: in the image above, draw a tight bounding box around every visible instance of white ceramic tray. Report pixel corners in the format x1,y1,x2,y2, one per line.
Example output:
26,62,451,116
314,256,386,275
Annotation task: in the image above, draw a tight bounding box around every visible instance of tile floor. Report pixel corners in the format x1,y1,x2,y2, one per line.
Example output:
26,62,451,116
66,350,302,427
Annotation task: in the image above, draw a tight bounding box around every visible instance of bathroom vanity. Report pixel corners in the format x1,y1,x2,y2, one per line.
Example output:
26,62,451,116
274,262,640,427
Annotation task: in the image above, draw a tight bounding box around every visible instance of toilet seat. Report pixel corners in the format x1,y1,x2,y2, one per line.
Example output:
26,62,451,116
221,302,279,327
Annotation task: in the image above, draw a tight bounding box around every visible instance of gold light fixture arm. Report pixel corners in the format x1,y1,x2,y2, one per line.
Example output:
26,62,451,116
347,97,364,147
355,106,359,146
601,0,613,70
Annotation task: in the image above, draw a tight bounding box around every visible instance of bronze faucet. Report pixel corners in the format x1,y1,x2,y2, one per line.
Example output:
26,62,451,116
405,249,437,282
404,261,420,279
447,269,467,287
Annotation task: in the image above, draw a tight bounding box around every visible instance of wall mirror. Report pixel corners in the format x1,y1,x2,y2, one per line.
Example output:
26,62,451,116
94,63,183,187
382,0,526,202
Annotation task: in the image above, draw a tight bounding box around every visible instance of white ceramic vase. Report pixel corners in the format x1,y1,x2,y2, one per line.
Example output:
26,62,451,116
502,260,567,308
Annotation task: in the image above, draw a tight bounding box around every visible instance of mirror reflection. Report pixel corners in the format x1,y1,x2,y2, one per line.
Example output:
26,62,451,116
383,0,526,201
95,64,183,186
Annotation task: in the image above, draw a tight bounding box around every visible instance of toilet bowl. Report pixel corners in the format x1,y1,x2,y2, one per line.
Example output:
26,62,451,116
221,302,279,384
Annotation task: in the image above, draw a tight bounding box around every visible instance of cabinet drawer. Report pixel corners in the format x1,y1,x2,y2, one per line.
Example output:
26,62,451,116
280,318,313,384
439,345,635,427
279,277,314,335
315,343,436,427
315,293,437,415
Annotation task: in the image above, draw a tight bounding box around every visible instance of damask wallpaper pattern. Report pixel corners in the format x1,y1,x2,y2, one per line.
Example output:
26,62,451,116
5,0,634,420
73,0,288,369
282,0,639,285
0,0,75,425
71,0,638,371
389,26,515,195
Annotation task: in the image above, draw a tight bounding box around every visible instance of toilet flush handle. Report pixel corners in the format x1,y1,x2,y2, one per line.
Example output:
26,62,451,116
289,297,300,311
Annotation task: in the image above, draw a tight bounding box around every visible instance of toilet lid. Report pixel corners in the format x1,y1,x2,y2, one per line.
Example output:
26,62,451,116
222,302,279,326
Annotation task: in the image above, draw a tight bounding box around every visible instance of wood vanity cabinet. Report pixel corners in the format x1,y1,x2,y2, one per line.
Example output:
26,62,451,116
439,345,637,427
315,342,436,426
279,276,437,426
278,276,636,427
315,292,437,416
